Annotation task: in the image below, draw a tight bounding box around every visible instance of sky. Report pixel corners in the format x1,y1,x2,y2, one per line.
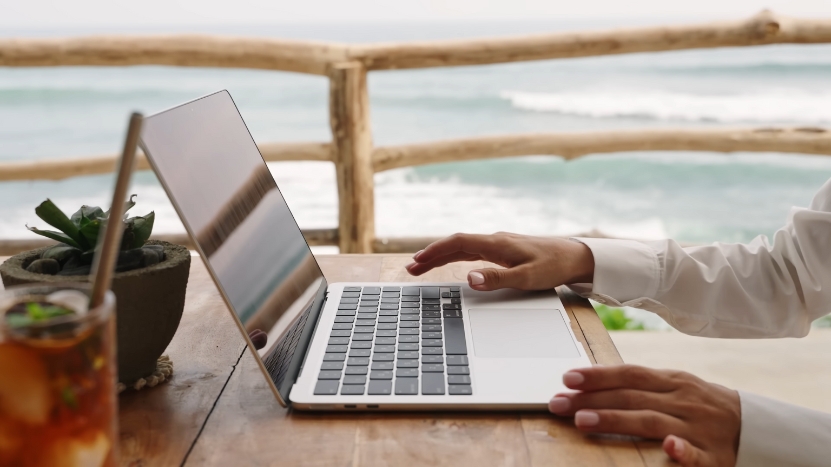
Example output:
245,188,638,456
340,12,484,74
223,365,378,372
3,0,831,30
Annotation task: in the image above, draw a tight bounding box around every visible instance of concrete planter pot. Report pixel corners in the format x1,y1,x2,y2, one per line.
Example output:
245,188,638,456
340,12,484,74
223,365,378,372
0,240,190,382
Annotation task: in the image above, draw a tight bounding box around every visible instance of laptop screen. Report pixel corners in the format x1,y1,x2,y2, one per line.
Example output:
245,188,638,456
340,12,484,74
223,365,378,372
140,90,327,405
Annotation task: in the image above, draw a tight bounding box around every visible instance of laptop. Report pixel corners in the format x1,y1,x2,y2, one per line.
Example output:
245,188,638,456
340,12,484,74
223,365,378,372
140,90,591,410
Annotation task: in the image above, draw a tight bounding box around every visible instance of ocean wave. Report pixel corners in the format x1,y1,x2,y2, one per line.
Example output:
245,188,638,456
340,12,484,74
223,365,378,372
501,90,831,124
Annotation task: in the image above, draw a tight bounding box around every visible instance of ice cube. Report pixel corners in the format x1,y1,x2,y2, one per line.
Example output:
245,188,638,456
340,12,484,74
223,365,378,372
0,343,51,425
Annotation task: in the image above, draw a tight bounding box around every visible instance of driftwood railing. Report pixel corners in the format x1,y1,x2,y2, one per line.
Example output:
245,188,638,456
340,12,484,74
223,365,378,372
2,10,831,254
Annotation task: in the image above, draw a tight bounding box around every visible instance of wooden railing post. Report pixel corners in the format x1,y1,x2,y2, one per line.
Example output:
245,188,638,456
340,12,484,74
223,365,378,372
328,61,375,253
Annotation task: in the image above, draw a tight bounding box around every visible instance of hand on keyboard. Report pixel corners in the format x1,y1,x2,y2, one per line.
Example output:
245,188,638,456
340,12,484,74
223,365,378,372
405,232,595,291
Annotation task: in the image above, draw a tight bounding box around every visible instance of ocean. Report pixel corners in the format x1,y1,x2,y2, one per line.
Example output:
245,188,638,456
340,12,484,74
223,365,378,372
2,21,831,327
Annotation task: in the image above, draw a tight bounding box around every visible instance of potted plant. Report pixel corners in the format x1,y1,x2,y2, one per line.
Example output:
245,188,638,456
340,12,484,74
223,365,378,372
0,196,190,383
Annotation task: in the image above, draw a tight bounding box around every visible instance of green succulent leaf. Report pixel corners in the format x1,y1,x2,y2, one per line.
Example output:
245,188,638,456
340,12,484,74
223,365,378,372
26,225,82,249
41,244,82,264
79,218,103,249
34,199,88,250
70,205,106,227
126,211,154,249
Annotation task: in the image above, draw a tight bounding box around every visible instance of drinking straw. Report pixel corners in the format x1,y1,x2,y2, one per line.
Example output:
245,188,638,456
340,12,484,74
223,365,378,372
89,112,143,309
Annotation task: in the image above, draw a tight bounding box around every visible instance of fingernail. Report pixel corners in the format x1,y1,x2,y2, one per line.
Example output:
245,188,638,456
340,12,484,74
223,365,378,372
413,249,424,260
468,271,485,285
563,371,585,387
574,411,599,427
671,436,685,457
548,397,571,413
405,262,416,270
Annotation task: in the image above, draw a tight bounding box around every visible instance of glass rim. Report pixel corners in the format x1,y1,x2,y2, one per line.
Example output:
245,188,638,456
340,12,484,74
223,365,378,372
0,282,115,333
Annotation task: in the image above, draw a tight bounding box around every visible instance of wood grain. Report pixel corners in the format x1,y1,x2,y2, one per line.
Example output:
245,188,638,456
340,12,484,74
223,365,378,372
184,255,657,466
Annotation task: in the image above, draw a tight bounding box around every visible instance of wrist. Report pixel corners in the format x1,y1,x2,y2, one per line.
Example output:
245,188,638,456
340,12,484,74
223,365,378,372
569,241,595,284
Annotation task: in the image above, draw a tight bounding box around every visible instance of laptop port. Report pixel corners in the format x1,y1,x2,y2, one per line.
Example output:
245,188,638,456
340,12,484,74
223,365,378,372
344,405,357,409
367,405,379,409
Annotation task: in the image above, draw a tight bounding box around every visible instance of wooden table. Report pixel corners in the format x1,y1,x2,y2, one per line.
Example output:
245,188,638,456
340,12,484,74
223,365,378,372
111,254,666,466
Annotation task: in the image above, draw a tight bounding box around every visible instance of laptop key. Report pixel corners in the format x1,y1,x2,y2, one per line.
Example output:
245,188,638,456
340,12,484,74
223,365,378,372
380,304,399,310
381,297,399,304
444,318,468,355
422,318,441,324
401,296,420,302
324,353,346,361
340,298,359,304
399,328,418,335
422,339,443,347
341,291,360,298
379,310,399,316
343,375,367,385
376,329,396,337
335,316,355,323
397,343,418,351
314,380,339,395
449,385,473,395
333,323,353,330
354,326,375,333
318,370,342,380
370,370,393,380
371,361,393,370
338,303,358,310
382,292,400,299
347,357,370,366
379,316,398,323
421,373,445,395
396,359,418,368
442,304,461,311
329,337,349,345
442,309,463,319
377,323,397,330
321,362,344,370
449,286,460,292
397,351,419,359
382,286,401,292
400,308,419,314
441,291,451,298
356,317,376,324
352,334,373,341
402,287,420,296
375,337,396,345
345,366,368,375
421,355,443,364
422,364,444,373
344,286,362,292
349,349,371,357
395,377,419,395
399,335,419,343
422,311,441,318
399,321,419,328
400,315,419,321
372,353,394,362
446,355,469,366
363,287,382,295
368,380,392,395
336,310,356,316
341,385,365,395
422,305,441,312
422,332,442,339
374,345,395,353
447,366,470,375
326,345,348,353
448,375,471,385
451,298,461,304
421,287,440,299
422,324,442,332
422,298,440,305
350,341,372,349
421,347,442,355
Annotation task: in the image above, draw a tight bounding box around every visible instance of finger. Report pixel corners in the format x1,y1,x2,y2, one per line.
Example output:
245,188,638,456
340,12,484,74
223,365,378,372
562,365,679,393
405,251,481,276
412,233,499,264
664,435,710,467
573,409,685,440
467,265,532,291
548,389,673,417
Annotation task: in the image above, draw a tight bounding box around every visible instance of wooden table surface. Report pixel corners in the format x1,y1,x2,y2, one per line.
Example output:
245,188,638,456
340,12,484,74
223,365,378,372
109,254,666,466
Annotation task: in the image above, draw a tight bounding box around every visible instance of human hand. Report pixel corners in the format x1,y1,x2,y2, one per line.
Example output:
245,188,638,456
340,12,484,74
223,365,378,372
548,365,741,467
405,232,595,291
248,329,268,350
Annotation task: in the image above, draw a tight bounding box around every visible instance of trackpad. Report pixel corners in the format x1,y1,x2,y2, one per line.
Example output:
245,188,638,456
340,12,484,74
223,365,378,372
468,309,579,358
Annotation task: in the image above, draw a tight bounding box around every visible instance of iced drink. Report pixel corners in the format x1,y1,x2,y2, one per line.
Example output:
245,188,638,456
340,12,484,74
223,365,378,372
0,284,117,467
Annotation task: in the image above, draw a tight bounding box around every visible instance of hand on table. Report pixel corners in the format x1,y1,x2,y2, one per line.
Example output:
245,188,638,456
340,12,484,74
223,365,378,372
549,365,741,467
405,232,595,291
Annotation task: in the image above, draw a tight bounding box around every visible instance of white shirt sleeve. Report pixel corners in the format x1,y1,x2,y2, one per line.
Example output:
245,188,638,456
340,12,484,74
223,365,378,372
569,177,831,338
736,391,831,467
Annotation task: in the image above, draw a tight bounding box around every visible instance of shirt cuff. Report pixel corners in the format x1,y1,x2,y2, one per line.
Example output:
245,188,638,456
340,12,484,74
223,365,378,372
570,237,661,303
736,391,831,467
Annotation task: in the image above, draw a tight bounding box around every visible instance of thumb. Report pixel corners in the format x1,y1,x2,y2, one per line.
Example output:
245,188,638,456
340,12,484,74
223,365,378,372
467,267,526,291
663,435,708,467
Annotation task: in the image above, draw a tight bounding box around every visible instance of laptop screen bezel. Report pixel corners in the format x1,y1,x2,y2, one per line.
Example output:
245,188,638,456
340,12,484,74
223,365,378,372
139,89,329,407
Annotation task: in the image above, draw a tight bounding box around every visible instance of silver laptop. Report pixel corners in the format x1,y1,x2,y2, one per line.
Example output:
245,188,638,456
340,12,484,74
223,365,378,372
140,90,591,410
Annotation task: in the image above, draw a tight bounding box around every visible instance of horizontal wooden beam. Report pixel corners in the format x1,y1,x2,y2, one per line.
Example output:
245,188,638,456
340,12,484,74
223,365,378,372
350,11,831,70
372,127,831,172
0,228,339,256
0,142,333,182
0,35,348,75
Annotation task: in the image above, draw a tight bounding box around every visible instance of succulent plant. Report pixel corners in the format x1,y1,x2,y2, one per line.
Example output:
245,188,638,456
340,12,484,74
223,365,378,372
25,195,163,276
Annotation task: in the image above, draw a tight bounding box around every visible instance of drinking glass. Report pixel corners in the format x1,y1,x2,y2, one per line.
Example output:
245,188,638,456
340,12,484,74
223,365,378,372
0,283,117,467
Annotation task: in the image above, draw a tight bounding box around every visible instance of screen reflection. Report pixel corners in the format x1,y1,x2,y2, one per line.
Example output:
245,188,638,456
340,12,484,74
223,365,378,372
140,91,325,401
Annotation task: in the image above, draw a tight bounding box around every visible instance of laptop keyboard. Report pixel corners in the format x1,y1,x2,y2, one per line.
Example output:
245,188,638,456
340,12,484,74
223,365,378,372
314,286,472,396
